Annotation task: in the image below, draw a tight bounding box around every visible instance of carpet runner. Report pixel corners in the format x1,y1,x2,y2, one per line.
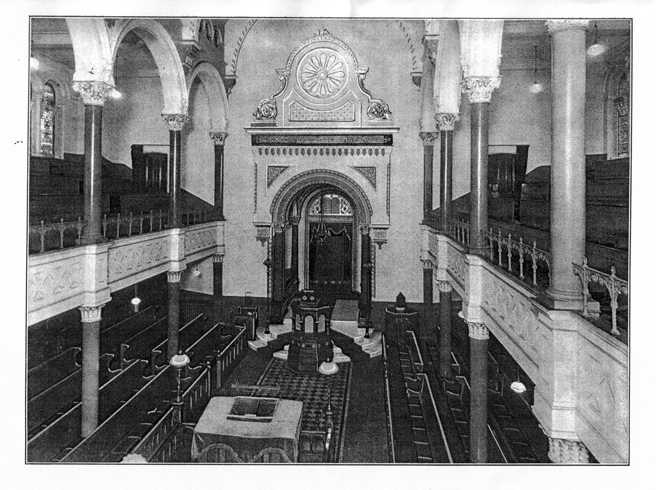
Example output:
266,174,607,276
252,358,351,462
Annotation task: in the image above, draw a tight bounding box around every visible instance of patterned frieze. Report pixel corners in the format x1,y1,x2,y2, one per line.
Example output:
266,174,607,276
256,146,389,157
251,134,393,146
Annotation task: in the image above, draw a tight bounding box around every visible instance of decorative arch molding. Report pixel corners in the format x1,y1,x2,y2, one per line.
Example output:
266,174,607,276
227,19,258,77
110,19,188,115
393,20,422,73
187,62,229,132
66,19,114,85
270,169,373,225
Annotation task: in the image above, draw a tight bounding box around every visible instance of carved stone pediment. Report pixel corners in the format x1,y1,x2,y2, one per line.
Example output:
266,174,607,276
253,28,392,127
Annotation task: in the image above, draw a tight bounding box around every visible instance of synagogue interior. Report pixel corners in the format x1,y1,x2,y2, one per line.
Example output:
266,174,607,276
25,16,630,466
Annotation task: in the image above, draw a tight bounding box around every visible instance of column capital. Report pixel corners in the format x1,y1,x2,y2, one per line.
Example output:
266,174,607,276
209,132,228,145
421,259,434,270
162,114,189,132
213,254,224,264
466,321,489,340
435,113,459,131
359,224,371,236
546,20,589,35
548,437,590,464
80,304,104,323
436,280,453,293
73,81,113,106
167,270,183,283
462,76,501,104
272,222,285,234
288,216,300,226
419,131,439,146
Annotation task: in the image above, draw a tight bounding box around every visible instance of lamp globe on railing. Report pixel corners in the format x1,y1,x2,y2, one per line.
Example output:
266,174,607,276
131,296,142,313
170,350,191,404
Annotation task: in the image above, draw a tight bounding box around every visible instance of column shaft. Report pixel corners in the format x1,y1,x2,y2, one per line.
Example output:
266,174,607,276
213,144,225,220
423,144,434,222
80,306,102,437
423,265,434,340
547,24,587,307
470,335,488,462
360,229,372,320
81,105,104,243
270,228,286,323
291,218,299,285
169,130,182,227
213,257,224,324
438,288,452,378
167,276,181,360
439,129,454,232
469,103,489,253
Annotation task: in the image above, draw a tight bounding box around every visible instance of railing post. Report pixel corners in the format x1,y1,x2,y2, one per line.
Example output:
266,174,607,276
532,242,538,287
40,220,45,253
77,217,83,241
507,233,512,272
116,213,121,239
128,212,133,236
102,214,107,238
518,237,525,280
608,266,621,336
497,229,502,266
59,218,65,249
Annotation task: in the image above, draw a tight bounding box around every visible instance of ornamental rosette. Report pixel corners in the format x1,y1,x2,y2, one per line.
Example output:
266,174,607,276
254,98,278,120
299,50,346,99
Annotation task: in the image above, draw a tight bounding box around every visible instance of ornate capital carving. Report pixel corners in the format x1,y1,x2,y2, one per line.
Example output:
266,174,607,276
419,132,439,146
437,280,453,293
209,132,228,145
467,321,489,340
162,114,189,132
254,98,278,121
167,271,183,283
371,228,387,249
288,216,300,226
546,20,589,35
72,81,113,106
359,224,370,236
80,305,104,323
461,76,501,104
272,222,285,234
213,254,224,264
421,259,434,271
548,438,590,464
435,113,459,131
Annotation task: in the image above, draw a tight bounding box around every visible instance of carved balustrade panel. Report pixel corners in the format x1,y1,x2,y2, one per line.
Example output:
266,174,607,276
108,232,171,285
575,321,628,463
185,223,219,258
28,248,86,323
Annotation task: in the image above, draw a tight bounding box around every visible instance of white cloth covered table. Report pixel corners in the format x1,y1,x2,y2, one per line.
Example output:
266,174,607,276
191,396,303,462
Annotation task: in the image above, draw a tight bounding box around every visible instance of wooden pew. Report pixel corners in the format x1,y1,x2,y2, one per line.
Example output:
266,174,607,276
148,313,206,372
27,353,116,434
100,308,162,364
119,317,168,368
27,359,149,462
60,365,175,462
28,346,81,400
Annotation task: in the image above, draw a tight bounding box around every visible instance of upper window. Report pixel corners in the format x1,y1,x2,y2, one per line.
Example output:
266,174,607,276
615,73,629,157
40,83,56,156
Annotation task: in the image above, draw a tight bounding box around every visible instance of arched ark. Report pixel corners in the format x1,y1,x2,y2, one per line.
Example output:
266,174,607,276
111,19,188,115
271,169,372,225
187,62,229,133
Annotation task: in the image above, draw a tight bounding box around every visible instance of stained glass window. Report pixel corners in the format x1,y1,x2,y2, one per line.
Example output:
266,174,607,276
40,83,55,156
616,73,629,157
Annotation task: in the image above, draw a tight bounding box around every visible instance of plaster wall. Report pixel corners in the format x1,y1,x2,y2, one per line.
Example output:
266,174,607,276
223,19,424,303
182,80,214,204
102,76,168,167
